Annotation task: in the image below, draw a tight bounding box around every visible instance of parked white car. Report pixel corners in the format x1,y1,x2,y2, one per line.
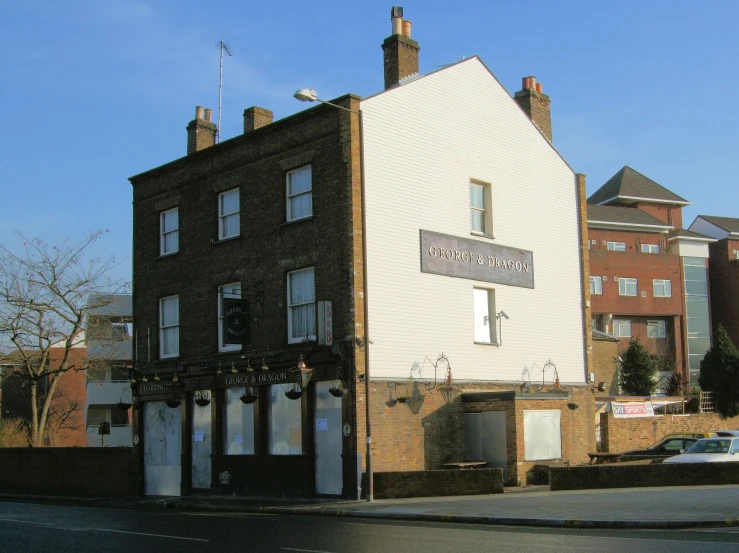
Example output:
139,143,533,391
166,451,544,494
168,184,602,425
663,438,739,463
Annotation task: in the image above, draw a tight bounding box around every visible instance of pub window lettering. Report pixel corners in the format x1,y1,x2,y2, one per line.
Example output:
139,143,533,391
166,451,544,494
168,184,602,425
218,282,242,352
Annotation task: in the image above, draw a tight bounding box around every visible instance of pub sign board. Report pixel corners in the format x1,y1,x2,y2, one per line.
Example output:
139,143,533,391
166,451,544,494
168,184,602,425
420,230,535,289
223,298,250,344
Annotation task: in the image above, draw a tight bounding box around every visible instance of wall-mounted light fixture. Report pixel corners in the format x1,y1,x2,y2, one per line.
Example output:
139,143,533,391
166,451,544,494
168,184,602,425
285,353,313,400
496,311,510,346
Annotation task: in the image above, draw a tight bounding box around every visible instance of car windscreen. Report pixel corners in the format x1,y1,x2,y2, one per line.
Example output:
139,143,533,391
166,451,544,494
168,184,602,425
685,439,732,454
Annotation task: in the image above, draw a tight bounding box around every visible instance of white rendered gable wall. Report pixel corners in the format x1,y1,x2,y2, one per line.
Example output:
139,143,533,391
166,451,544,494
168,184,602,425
360,58,586,385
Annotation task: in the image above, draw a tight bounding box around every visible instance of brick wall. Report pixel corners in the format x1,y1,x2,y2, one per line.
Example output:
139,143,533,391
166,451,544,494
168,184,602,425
0,448,140,497
600,411,739,453
550,462,739,491
361,380,594,486
130,96,361,371
592,338,619,395
374,468,503,499
709,238,739,349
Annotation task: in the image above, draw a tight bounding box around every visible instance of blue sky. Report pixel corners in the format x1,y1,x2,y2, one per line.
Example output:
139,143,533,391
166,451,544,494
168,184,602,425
2,0,737,283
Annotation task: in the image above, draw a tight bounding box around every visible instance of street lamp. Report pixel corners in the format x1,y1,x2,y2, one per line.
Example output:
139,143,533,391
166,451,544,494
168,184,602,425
293,89,373,502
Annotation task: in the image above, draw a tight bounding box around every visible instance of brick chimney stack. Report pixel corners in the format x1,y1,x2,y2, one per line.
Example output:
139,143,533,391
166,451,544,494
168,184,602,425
514,76,553,142
243,106,274,133
186,105,217,155
382,6,420,90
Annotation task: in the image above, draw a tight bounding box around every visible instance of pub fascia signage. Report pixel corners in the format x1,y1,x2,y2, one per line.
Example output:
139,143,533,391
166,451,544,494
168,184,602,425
420,230,535,288
139,382,171,393
223,298,249,345
224,370,290,387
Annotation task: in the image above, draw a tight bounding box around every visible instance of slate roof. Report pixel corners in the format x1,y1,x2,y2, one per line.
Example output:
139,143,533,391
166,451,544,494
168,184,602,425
588,166,689,205
667,229,715,241
587,204,672,228
697,215,739,234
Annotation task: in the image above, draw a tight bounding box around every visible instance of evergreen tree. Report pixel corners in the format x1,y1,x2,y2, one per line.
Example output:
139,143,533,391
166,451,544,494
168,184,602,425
618,338,657,396
698,325,739,418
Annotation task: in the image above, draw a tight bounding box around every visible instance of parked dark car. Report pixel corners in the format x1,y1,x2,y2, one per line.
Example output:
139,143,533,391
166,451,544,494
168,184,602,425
619,436,700,460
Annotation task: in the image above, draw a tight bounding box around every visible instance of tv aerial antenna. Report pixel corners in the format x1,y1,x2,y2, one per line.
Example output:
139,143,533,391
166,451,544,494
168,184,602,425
216,40,233,143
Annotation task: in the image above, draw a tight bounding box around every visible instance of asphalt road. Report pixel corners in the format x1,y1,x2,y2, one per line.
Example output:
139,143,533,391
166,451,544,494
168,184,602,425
1,501,739,553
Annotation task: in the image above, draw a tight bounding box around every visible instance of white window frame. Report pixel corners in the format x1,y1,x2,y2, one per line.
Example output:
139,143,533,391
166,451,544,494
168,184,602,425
218,282,242,353
653,279,672,298
159,295,179,359
286,165,313,222
287,267,316,344
613,319,631,338
647,320,666,339
470,180,493,236
641,243,659,254
160,207,179,256
473,288,497,344
590,276,602,295
218,188,240,240
619,277,638,296
607,241,626,252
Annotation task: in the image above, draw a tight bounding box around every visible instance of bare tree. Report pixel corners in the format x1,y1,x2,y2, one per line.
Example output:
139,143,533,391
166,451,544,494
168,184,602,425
0,231,127,447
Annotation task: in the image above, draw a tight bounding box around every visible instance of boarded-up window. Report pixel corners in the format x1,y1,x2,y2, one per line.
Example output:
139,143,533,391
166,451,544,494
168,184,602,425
523,409,561,461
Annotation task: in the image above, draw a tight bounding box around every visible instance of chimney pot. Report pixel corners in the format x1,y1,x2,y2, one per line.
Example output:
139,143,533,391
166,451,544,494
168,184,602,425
402,20,412,38
187,106,217,155
204,108,213,122
382,6,420,90
529,76,536,89
535,82,542,93
521,77,529,90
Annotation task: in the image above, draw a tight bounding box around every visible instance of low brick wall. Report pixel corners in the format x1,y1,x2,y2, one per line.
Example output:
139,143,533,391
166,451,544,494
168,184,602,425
550,462,739,491
0,448,140,497
600,412,739,453
374,468,504,499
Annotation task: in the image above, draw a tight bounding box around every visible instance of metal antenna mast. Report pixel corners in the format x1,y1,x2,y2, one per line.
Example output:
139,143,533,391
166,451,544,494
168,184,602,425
217,40,233,143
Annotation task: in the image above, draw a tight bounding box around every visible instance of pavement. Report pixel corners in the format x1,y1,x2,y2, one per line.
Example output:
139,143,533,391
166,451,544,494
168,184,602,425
4,485,739,529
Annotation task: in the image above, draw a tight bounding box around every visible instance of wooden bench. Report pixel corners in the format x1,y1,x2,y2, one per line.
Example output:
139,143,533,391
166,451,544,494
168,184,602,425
443,461,488,470
587,452,622,465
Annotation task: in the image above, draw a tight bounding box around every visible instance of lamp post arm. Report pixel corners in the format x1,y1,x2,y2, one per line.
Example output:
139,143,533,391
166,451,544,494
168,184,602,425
315,98,358,115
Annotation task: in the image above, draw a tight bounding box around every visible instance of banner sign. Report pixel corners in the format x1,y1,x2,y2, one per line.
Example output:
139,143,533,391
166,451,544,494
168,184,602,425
223,298,249,344
611,402,655,418
420,230,534,288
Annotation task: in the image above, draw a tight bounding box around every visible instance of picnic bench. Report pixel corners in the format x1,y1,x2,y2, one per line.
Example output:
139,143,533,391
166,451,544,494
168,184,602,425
443,461,488,470
587,452,622,465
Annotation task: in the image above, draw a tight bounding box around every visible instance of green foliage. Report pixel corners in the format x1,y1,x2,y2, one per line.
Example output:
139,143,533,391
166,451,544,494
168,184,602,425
618,338,657,396
663,371,689,397
698,325,739,418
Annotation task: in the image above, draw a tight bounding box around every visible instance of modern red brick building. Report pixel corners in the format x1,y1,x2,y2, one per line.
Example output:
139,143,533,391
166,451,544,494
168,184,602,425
689,215,739,350
587,166,715,385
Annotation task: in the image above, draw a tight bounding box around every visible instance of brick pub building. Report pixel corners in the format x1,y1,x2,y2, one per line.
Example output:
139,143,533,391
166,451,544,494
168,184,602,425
129,7,594,497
